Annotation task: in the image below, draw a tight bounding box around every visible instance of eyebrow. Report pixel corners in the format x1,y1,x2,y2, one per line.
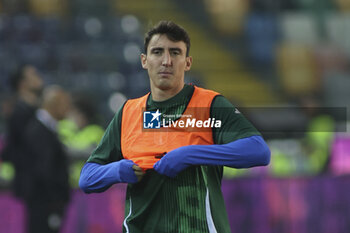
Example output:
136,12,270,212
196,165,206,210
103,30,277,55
150,47,183,54
169,48,182,54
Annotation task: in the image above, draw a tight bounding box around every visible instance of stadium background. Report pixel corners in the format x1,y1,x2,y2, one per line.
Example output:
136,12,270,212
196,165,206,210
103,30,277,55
0,0,350,232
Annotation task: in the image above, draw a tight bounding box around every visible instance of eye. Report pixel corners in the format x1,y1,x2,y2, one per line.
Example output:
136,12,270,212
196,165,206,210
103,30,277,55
171,50,180,56
151,49,162,55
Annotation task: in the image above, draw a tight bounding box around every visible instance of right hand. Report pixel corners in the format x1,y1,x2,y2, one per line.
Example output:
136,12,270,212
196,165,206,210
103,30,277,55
118,159,144,183
132,164,145,182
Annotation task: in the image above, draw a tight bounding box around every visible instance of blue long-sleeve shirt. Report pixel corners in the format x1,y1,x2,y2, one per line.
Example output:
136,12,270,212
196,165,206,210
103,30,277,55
79,135,270,193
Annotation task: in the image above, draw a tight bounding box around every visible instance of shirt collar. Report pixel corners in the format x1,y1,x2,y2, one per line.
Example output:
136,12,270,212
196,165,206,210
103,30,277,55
36,109,58,132
148,84,194,108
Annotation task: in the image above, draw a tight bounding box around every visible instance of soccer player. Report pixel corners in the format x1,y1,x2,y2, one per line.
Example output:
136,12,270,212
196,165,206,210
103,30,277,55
79,21,270,233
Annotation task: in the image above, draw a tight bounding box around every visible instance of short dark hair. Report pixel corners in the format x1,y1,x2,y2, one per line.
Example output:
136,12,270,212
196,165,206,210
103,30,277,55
144,21,191,57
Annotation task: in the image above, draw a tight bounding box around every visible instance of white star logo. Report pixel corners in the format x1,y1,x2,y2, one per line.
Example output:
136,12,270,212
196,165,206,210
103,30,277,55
151,109,161,122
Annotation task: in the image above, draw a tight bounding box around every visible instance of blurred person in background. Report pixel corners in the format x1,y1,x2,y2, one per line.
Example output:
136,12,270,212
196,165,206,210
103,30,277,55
1,64,44,199
22,85,71,233
299,95,335,175
58,92,104,188
79,21,270,233
0,92,16,186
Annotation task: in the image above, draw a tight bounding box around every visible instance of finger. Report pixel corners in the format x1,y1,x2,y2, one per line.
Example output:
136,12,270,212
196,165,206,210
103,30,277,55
134,171,145,182
134,170,145,176
132,164,143,171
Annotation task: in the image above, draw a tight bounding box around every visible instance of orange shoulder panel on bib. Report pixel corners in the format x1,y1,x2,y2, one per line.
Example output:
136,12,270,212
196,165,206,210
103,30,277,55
121,86,219,170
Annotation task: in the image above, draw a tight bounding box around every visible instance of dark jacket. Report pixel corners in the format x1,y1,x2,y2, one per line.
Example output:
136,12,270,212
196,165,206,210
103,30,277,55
1,100,37,198
22,116,70,203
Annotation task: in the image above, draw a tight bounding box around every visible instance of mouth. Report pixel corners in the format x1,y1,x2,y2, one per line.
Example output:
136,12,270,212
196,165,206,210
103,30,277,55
158,71,173,75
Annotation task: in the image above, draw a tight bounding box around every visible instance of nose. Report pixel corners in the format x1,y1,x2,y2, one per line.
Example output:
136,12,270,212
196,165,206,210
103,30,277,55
162,51,172,67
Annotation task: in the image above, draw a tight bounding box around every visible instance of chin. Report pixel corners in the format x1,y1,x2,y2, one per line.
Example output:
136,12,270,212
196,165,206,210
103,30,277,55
156,80,173,90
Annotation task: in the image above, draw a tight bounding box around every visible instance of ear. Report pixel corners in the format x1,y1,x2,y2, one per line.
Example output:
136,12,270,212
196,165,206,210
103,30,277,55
184,56,193,71
141,53,148,69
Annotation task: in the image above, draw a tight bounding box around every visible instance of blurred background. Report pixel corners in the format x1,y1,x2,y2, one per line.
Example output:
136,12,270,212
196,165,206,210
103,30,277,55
0,0,350,232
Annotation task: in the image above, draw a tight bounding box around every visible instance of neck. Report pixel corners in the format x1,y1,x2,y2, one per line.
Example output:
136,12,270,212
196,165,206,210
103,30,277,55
19,91,40,107
150,85,184,102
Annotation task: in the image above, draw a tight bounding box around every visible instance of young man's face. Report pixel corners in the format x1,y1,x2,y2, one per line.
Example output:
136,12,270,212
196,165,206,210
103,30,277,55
141,34,192,94
52,91,71,121
22,65,44,95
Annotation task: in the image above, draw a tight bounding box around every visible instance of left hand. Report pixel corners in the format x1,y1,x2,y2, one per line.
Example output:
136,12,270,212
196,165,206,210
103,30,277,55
153,146,190,178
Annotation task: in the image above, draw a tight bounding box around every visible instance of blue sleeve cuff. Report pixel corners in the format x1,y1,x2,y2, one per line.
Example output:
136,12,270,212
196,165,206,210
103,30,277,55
79,159,138,193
